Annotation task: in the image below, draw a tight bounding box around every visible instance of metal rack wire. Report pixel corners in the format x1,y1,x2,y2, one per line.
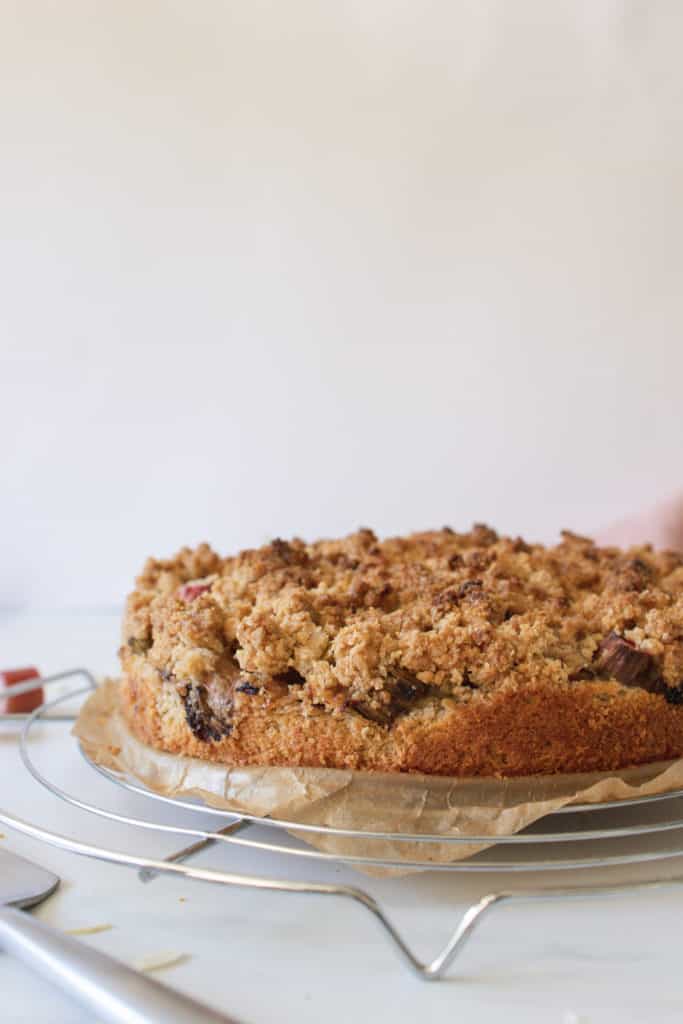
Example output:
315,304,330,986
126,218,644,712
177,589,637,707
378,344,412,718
3,668,683,979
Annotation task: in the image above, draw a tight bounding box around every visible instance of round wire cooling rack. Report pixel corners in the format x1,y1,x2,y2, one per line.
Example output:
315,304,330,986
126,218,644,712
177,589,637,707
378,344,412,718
4,668,683,979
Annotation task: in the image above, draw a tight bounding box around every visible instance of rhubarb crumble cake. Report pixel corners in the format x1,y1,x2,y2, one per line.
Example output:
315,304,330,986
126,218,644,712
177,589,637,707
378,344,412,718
119,526,683,777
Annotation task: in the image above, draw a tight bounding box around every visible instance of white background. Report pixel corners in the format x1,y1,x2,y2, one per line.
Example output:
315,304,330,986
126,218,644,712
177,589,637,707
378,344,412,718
3,1,683,610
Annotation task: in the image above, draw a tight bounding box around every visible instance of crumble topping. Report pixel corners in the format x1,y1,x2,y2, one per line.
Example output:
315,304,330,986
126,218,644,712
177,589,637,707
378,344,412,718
121,526,683,742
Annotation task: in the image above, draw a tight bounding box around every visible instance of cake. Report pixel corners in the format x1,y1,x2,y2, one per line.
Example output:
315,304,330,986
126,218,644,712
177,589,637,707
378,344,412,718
119,526,683,777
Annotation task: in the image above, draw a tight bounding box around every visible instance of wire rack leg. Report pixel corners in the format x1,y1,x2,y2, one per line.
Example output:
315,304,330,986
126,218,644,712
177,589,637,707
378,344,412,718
0,800,503,979
4,803,681,980
138,820,250,883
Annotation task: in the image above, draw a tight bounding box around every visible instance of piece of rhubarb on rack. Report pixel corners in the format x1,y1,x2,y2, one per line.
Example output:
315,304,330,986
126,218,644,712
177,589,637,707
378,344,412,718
1,668,43,714
0,669,96,721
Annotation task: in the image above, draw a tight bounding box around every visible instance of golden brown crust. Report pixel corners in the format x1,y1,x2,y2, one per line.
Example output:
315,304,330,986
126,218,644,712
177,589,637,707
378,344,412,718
118,526,683,777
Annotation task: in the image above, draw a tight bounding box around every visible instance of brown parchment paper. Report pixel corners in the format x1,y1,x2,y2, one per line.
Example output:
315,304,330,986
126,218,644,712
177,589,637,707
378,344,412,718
74,680,683,876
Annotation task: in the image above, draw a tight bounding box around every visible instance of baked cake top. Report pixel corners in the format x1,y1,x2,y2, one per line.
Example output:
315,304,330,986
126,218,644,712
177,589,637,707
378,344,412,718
122,526,683,728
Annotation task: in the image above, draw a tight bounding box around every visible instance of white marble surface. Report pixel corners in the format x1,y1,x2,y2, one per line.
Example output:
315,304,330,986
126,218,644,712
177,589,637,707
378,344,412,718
2,611,683,1023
